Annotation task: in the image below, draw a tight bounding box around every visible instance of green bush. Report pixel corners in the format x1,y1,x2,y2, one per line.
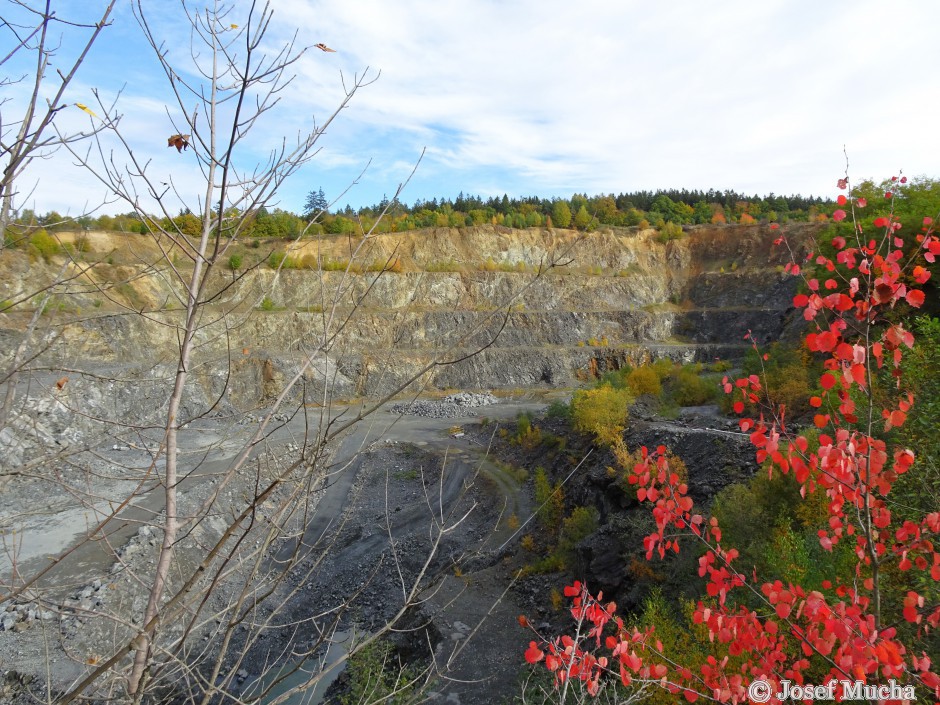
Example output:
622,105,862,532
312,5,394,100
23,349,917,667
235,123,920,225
340,640,420,705
555,506,599,567
512,411,541,447
268,251,304,269
655,221,685,243
710,359,732,373
669,367,715,406
736,343,815,418
268,251,286,269
425,259,463,273
533,467,563,533
651,357,675,380
711,467,853,595
545,399,572,420
28,229,59,261
598,367,630,389
227,254,243,271
322,257,355,271
893,316,940,520
259,295,276,311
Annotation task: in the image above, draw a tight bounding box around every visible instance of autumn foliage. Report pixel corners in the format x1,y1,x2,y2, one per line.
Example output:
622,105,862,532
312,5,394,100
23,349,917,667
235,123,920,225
521,174,940,703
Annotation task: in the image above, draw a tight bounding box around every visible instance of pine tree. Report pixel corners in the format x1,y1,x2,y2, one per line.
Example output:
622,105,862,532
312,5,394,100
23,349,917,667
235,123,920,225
303,187,328,217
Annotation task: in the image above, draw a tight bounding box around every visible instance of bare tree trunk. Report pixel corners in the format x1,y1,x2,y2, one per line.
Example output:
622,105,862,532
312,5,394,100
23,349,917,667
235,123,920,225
2,4,579,704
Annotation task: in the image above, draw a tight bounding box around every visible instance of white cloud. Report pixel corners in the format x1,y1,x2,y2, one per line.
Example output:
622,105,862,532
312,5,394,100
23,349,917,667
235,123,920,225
6,0,940,214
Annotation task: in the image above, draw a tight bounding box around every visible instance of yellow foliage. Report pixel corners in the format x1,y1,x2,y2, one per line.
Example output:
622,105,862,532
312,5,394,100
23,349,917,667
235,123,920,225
550,588,564,612
570,384,632,446
627,365,662,396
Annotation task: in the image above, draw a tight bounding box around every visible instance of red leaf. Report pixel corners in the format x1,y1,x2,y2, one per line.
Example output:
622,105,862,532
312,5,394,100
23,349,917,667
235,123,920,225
835,342,853,360
837,194,847,205
833,209,847,222
525,641,544,664
912,266,930,284
820,372,836,390
888,409,907,428
906,289,925,307
857,197,867,208
873,283,895,304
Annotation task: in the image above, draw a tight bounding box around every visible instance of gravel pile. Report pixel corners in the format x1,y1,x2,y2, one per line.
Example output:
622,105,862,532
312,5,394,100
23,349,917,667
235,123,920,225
388,392,498,418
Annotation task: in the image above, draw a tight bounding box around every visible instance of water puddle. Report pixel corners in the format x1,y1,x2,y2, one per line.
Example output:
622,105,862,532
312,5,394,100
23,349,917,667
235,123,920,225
246,629,353,705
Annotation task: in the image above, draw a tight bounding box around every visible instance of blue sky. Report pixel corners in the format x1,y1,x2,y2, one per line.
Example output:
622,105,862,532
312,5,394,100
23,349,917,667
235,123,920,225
6,0,940,217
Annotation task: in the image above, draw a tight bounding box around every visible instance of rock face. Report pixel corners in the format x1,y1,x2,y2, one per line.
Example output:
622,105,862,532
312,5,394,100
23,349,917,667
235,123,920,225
0,222,817,407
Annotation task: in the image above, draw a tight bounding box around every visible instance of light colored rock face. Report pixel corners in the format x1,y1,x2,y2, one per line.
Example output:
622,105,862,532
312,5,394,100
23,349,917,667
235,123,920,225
0,223,817,405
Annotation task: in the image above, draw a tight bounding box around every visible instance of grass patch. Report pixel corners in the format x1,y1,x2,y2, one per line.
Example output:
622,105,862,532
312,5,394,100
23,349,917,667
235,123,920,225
393,467,420,481
424,258,464,272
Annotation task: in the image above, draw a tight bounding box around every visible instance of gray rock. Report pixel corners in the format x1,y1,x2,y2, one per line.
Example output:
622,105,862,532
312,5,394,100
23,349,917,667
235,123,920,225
388,392,498,419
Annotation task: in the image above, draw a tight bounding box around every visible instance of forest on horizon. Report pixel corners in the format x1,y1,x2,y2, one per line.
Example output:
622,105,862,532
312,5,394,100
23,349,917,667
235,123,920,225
8,177,938,246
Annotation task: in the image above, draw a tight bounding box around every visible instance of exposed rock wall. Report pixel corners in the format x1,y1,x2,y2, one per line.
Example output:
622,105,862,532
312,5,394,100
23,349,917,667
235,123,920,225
0,223,819,405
